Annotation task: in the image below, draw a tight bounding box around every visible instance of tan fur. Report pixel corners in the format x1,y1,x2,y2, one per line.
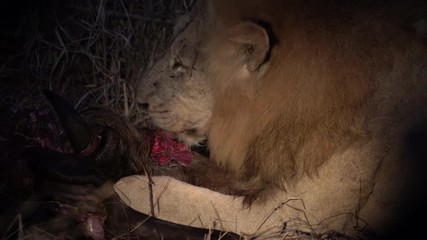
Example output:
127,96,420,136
135,0,427,237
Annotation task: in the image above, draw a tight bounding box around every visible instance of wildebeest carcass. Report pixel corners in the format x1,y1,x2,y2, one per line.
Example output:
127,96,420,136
0,90,241,240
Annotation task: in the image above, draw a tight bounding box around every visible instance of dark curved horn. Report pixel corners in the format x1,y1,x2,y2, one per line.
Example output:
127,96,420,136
25,147,105,185
43,89,93,152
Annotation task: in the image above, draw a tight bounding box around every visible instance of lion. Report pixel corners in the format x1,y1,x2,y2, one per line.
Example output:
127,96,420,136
127,0,427,238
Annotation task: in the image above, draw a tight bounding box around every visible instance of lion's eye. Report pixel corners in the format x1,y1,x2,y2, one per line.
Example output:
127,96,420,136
169,60,187,78
172,62,185,71
247,45,255,55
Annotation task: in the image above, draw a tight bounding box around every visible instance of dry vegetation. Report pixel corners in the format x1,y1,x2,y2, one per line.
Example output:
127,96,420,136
0,0,196,239
0,0,195,123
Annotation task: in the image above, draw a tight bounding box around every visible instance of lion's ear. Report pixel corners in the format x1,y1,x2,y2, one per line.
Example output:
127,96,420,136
227,22,270,72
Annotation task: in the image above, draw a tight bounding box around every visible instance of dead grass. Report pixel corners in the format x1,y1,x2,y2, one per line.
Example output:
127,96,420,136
0,0,195,124
0,0,195,239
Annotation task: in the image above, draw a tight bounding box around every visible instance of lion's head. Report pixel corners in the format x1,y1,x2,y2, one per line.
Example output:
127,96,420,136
135,1,214,146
